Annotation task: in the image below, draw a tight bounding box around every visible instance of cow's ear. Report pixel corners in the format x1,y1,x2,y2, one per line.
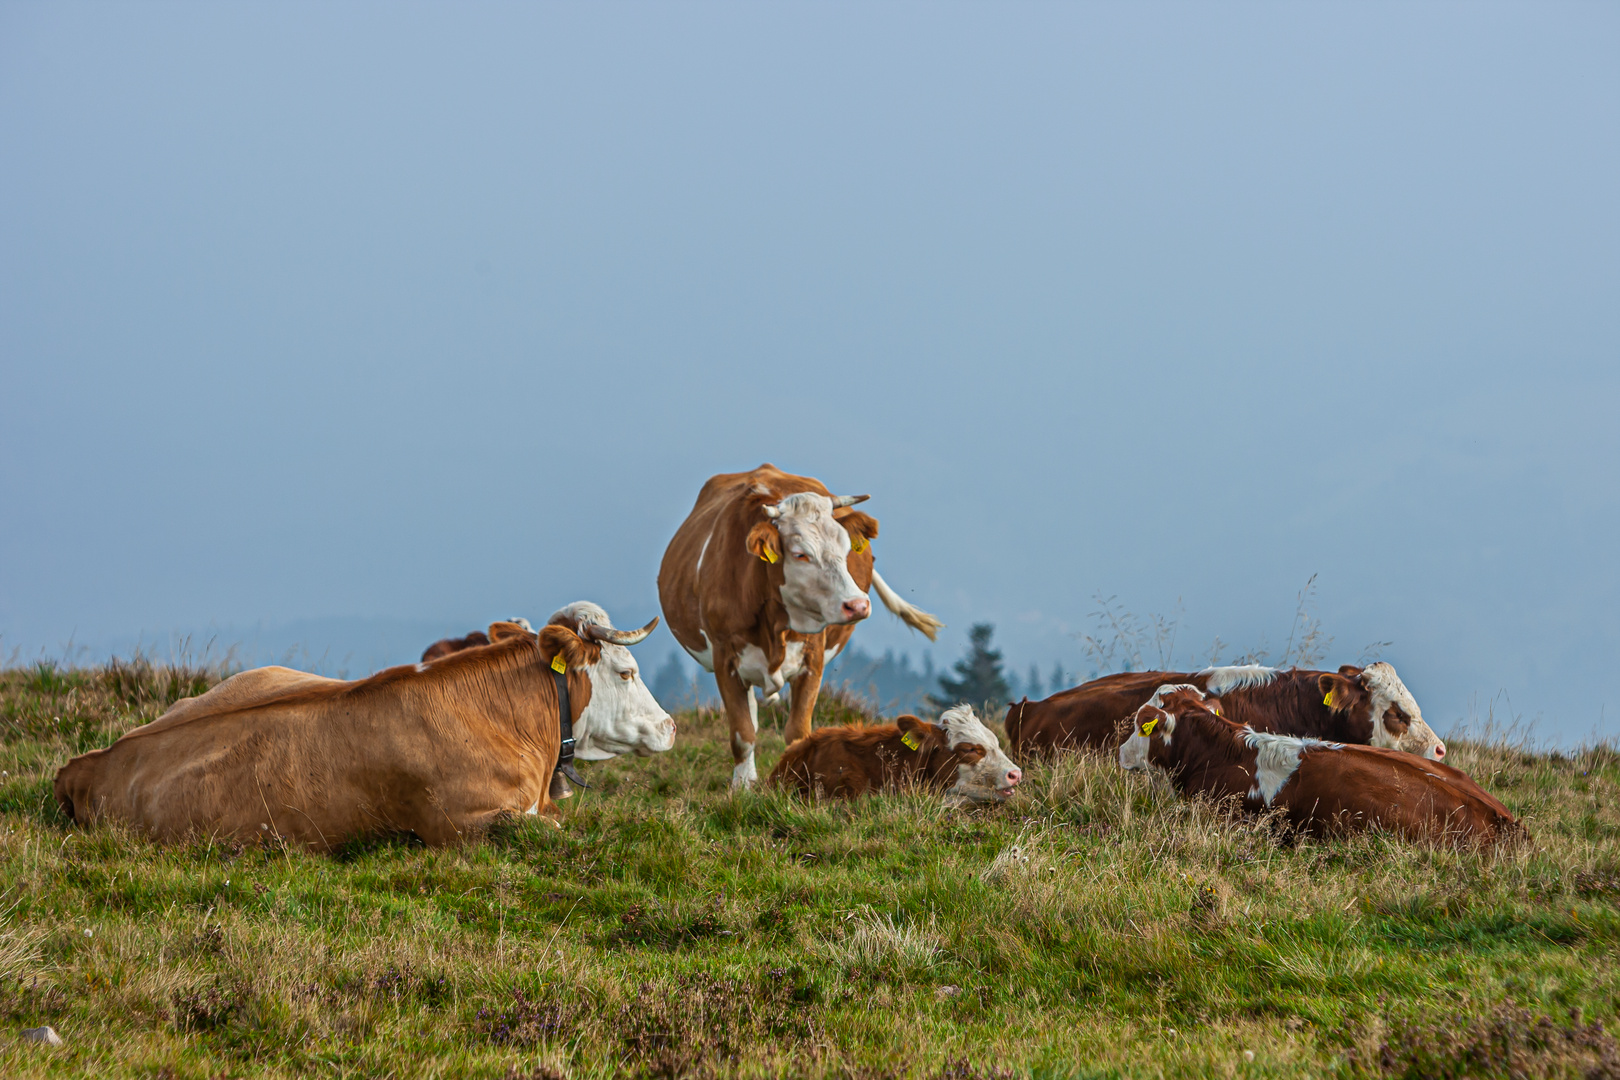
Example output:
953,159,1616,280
746,521,780,565
1318,671,1362,713
538,625,600,672
838,510,878,553
897,714,942,746
487,621,531,643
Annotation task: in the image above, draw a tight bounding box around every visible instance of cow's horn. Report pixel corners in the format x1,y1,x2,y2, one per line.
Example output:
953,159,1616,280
583,616,659,646
830,494,870,508
763,502,783,520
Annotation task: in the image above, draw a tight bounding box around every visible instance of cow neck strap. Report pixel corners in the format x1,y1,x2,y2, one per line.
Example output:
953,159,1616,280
550,668,590,789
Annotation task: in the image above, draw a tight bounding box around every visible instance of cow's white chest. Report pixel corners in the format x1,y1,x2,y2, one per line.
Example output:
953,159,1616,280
735,640,806,694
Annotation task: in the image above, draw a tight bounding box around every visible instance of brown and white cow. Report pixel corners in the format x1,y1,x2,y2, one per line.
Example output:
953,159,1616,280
1118,686,1518,845
659,464,941,788
421,617,532,663
769,704,1022,805
1006,662,1445,761
54,608,669,851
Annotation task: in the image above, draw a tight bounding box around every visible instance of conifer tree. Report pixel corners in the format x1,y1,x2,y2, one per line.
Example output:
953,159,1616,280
931,623,1011,711
1049,661,1067,696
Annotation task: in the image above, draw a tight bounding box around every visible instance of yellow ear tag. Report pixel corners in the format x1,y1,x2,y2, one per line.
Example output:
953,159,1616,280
901,731,921,750
1139,717,1159,737
551,655,567,674
851,534,867,553
1323,690,1334,707
761,547,777,564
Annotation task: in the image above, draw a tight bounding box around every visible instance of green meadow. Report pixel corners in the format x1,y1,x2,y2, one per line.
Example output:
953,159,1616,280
1,659,1617,1079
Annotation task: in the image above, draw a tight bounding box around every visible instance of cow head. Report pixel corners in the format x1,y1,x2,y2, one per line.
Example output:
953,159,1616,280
546,602,677,759
1119,684,1206,771
747,491,873,633
900,705,1022,804
1316,662,1444,760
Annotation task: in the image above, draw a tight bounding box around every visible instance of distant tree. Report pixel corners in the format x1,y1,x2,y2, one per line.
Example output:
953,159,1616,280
649,651,693,711
1025,663,1042,702
1049,661,1067,696
931,623,1011,712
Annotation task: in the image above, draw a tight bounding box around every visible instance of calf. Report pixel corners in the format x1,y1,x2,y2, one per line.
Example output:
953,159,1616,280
1118,686,1518,846
1007,662,1445,761
768,704,1022,805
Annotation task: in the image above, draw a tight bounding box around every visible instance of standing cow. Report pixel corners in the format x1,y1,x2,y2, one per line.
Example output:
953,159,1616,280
659,464,941,787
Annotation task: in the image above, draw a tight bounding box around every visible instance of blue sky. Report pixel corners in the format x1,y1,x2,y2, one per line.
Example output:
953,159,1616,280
2,3,1616,743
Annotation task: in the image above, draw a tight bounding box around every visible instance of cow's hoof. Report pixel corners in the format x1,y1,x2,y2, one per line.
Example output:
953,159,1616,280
549,773,573,800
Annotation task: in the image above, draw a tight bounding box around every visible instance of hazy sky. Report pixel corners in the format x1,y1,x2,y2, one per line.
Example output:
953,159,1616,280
2,3,1616,743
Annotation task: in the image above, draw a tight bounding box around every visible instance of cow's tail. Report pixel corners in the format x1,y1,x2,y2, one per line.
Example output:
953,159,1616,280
869,568,942,641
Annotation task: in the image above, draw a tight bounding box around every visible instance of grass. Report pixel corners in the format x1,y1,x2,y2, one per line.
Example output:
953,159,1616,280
0,661,1618,1078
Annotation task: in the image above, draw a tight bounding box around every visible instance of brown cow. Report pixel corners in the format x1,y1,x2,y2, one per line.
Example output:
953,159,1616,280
768,704,1022,804
659,464,941,788
1006,662,1445,761
421,617,533,662
1118,686,1518,845
54,611,663,850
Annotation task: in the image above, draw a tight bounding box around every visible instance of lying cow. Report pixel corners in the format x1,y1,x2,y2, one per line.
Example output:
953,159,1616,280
421,617,533,663
55,606,672,850
1119,685,1518,846
660,464,943,788
1006,662,1445,761
768,704,1022,805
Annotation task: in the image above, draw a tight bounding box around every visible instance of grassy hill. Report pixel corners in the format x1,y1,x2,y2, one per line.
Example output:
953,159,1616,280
0,660,1617,1079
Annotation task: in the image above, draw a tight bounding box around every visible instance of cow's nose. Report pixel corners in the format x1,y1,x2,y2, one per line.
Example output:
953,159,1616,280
1006,767,1022,787
1433,743,1445,759
842,596,871,620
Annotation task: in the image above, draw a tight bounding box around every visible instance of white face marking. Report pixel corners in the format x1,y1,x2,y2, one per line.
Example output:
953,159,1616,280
548,602,677,760
1197,664,1277,695
1242,730,1342,805
767,492,868,634
1360,662,1444,759
937,704,1020,803
1119,704,1174,771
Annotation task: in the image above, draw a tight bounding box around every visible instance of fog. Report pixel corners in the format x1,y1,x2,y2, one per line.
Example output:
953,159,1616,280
2,3,1616,743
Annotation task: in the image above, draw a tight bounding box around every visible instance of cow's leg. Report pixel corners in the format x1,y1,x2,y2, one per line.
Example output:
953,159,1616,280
715,660,759,790
784,644,827,746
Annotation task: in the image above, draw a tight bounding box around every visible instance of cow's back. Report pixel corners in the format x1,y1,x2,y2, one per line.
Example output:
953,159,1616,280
768,725,889,798
1007,671,1179,756
1283,746,1519,845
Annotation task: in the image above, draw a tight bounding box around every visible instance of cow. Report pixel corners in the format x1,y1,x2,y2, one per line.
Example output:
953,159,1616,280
1118,685,1518,846
1006,661,1445,761
768,704,1022,805
54,606,671,851
659,464,942,788
421,617,533,663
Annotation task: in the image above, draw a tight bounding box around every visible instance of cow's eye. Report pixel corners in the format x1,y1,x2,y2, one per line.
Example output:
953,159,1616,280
793,552,811,562
619,671,634,681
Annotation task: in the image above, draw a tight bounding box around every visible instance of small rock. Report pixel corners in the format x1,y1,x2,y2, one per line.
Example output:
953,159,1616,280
1166,1028,1177,1037
22,1025,63,1046
935,985,962,1000
1243,1049,1255,1062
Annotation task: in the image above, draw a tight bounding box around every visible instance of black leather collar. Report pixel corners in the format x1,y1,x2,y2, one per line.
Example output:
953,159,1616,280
551,668,590,789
